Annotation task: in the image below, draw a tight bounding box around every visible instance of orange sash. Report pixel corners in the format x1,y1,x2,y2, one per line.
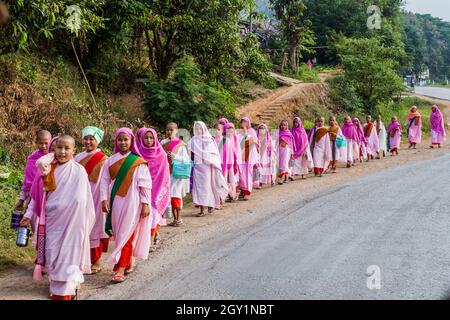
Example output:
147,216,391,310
108,156,147,197
364,122,374,138
43,162,57,192
315,127,328,143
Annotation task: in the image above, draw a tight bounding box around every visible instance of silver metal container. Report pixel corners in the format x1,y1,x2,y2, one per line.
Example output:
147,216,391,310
16,227,30,247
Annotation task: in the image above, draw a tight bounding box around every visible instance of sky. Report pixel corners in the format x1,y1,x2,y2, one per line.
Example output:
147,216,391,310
404,0,450,22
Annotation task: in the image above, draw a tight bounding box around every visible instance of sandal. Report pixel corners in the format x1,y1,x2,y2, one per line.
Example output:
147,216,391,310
90,266,102,275
149,246,157,253
168,220,178,227
197,212,206,217
111,274,126,283
208,208,214,214
177,219,183,225
125,266,135,275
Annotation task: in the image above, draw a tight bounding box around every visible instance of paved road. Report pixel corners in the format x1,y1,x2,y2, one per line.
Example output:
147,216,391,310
415,86,450,101
92,153,450,300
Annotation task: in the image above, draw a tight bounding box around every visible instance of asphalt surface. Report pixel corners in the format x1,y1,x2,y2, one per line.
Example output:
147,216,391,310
415,86,450,101
90,152,450,300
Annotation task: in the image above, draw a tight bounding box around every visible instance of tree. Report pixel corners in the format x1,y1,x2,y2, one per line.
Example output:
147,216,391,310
303,0,404,65
142,57,236,130
334,37,405,112
270,0,314,73
0,0,105,55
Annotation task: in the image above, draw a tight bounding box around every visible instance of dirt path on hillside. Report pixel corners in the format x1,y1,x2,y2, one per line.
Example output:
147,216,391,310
238,72,333,124
1,134,449,300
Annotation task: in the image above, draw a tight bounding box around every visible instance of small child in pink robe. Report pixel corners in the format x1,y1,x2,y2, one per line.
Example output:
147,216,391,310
15,130,52,212
21,135,95,300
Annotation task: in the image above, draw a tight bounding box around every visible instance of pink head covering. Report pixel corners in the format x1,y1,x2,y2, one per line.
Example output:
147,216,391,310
191,121,222,169
240,116,259,146
136,128,170,215
352,117,367,145
387,119,402,133
430,105,445,135
221,122,241,175
291,117,309,158
341,119,358,142
218,118,229,126
278,120,294,150
257,123,271,155
114,127,142,156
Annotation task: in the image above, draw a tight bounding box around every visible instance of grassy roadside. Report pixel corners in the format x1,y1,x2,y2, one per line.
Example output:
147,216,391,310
426,84,450,89
0,166,35,270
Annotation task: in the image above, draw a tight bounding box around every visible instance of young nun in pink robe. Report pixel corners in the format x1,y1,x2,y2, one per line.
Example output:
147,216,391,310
328,117,347,173
405,105,422,149
21,135,95,300
237,117,260,201
15,130,52,212
136,128,170,252
275,120,294,184
100,128,152,283
74,126,109,274
430,105,446,148
308,117,332,177
189,121,229,216
290,117,313,179
341,116,359,167
161,122,190,226
387,117,402,156
256,123,275,187
353,117,368,162
220,122,242,202
363,115,380,160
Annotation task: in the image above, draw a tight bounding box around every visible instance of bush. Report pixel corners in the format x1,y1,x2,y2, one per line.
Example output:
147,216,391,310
283,63,321,83
142,57,237,130
327,75,364,113
240,34,276,88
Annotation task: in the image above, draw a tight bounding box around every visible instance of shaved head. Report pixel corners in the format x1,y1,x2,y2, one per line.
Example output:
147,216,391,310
58,135,76,147
37,130,52,139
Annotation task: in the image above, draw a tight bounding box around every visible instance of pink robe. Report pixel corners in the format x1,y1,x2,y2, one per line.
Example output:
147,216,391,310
20,150,46,201
431,130,446,144
237,132,259,193
363,123,380,156
189,125,229,208
100,152,152,265
389,130,401,150
406,117,422,144
258,135,275,184
309,129,332,169
74,150,108,248
24,160,95,296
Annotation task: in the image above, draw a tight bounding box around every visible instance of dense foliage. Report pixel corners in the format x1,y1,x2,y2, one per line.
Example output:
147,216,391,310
402,12,450,81
332,37,405,113
142,57,236,130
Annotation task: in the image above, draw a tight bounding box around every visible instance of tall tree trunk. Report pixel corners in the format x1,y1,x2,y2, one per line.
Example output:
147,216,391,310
289,45,297,74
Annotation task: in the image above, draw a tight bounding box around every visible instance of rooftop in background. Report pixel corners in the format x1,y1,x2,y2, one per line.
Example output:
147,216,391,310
404,0,450,22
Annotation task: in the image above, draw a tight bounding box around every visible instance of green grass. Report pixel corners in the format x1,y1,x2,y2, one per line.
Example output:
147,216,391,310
377,97,436,138
426,83,450,89
283,64,321,83
0,166,35,270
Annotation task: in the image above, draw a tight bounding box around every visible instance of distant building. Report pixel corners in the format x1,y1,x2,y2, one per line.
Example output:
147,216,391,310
238,19,276,48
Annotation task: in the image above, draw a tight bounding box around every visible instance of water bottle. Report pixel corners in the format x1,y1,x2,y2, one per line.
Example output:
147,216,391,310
16,227,30,247
164,205,173,220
